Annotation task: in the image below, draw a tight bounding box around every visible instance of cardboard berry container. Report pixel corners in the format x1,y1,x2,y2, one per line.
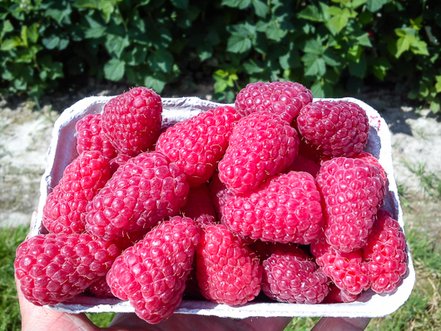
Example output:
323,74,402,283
30,96,416,318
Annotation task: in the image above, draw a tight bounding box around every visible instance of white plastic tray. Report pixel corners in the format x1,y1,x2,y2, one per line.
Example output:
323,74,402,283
30,96,415,318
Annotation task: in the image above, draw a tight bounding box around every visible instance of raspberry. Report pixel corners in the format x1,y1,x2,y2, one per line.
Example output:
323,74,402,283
355,151,388,186
288,154,321,177
311,236,370,295
102,87,162,156
106,216,200,324
181,183,217,227
87,276,115,298
297,100,369,158
218,112,299,195
235,81,313,123
85,151,189,243
363,210,408,294
156,106,240,186
323,283,359,303
75,113,117,159
262,246,329,304
316,157,386,252
222,171,323,244
195,224,262,306
208,171,229,219
14,233,120,306
42,151,113,234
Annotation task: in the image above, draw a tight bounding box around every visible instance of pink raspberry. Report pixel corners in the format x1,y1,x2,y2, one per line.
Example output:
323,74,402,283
181,183,217,227
156,106,240,186
42,151,113,234
14,233,120,306
106,216,200,324
296,100,369,158
75,113,117,159
222,171,323,244
262,246,329,304
311,236,370,295
316,157,386,252
85,151,189,243
87,276,115,298
363,210,408,294
102,87,162,156
196,224,262,306
235,81,313,123
218,112,299,195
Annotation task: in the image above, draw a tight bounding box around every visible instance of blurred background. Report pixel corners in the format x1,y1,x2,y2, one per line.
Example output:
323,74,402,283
1,0,440,330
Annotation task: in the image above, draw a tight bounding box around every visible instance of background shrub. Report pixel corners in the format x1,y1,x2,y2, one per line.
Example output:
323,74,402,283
0,0,440,111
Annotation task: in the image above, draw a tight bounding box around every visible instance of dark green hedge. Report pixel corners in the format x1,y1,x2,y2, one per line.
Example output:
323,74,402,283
1,0,440,111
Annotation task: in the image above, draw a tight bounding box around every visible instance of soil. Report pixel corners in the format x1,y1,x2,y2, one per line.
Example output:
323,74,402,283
0,85,440,244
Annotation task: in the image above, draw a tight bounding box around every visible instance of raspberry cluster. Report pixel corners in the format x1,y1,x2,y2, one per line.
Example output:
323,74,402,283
15,83,408,325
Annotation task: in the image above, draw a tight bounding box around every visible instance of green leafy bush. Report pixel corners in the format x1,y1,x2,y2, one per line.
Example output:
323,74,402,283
0,0,440,112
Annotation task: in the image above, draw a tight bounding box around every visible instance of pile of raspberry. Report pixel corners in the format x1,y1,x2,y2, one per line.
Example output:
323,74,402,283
15,83,408,324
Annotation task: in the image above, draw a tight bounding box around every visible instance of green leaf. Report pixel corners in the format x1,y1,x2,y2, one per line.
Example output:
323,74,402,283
372,58,390,80
84,16,106,39
171,0,189,9
1,37,22,51
303,54,326,77
243,59,264,74
105,34,129,58
1,20,14,39
298,5,322,22
221,0,251,9
349,55,367,78
326,8,350,35
356,33,372,47
149,48,173,73
435,75,441,93
304,39,324,55
227,34,252,53
366,0,388,12
144,75,166,93
252,0,269,17
265,21,287,42
311,80,325,97
104,58,125,81
42,36,61,50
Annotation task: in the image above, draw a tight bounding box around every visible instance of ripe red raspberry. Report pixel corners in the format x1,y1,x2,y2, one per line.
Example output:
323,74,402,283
296,100,369,158
355,151,388,186
87,276,115,298
218,112,299,195
262,246,329,304
363,210,408,294
235,81,313,123
14,233,120,306
85,151,189,243
311,236,370,295
222,171,323,244
288,154,321,177
75,113,117,159
316,157,386,252
208,171,229,219
156,106,240,186
102,87,162,156
323,283,359,303
42,151,113,234
181,184,217,227
106,216,200,324
196,224,262,306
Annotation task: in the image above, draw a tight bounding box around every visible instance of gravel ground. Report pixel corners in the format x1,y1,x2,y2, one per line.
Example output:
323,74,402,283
0,87,440,238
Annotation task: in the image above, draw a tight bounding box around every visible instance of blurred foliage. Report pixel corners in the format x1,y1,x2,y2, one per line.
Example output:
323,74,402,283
0,0,440,111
